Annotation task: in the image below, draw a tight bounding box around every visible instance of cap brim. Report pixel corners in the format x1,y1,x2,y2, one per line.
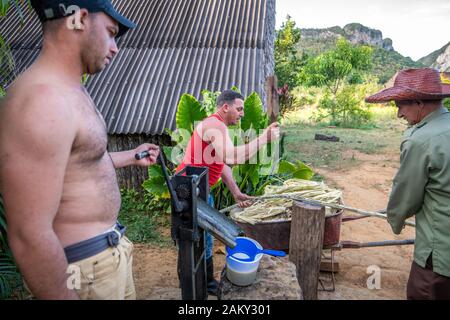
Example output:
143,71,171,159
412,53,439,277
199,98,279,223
104,6,136,38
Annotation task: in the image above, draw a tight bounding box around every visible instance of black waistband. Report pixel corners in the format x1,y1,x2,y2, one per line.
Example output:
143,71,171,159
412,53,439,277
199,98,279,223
64,222,126,264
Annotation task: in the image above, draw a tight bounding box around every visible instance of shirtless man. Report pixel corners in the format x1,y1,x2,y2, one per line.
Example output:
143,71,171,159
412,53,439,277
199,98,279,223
177,90,280,294
0,1,159,299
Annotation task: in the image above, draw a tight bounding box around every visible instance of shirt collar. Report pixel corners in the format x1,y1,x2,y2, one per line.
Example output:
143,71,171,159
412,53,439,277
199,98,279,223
415,106,448,129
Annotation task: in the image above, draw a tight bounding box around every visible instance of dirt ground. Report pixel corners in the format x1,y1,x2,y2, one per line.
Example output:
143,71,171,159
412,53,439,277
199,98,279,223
132,148,415,300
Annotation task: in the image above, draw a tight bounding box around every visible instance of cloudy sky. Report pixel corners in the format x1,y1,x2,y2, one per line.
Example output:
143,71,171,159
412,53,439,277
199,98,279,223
276,0,450,61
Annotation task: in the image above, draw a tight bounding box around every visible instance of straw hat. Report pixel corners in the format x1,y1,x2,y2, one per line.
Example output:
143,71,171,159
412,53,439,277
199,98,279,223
365,68,450,103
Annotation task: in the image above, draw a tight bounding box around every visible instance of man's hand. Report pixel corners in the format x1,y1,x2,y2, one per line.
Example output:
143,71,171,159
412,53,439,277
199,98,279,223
233,192,255,208
134,143,160,167
263,122,280,143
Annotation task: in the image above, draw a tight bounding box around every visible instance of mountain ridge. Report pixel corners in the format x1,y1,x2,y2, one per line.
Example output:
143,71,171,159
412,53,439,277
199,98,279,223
296,23,449,82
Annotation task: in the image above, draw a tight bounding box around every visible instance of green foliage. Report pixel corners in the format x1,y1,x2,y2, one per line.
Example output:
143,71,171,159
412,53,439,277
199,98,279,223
118,189,169,244
298,38,375,128
296,24,425,84
444,98,450,111
300,38,373,94
0,196,23,299
316,84,374,127
241,92,268,132
142,166,170,200
371,47,424,83
274,15,305,89
139,165,172,227
0,32,15,90
201,90,220,116
278,160,314,180
0,0,28,18
1,1,29,91
175,94,207,135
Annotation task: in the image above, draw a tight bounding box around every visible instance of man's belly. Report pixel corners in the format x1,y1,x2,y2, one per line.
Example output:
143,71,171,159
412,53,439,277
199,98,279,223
54,169,121,247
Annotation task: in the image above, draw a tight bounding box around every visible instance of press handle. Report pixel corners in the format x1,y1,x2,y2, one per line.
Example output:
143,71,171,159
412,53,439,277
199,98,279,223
135,151,150,160
261,249,286,257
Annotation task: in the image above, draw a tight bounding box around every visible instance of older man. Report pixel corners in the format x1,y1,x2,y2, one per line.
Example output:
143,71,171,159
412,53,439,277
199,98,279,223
0,1,159,299
365,68,450,300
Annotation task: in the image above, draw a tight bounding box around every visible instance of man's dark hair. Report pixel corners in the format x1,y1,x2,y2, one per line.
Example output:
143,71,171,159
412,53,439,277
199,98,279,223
216,90,244,108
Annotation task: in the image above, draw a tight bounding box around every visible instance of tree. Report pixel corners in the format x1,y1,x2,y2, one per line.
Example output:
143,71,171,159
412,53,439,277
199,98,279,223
300,38,374,127
300,38,373,94
274,16,304,90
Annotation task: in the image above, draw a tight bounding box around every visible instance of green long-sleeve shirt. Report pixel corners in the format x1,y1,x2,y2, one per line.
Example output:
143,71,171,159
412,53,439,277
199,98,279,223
387,106,450,277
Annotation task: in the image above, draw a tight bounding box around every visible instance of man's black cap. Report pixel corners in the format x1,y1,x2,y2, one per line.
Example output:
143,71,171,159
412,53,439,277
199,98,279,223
30,0,136,37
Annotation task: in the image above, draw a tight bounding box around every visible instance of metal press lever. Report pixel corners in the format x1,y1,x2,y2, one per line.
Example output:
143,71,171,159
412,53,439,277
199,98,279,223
135,151,150,160
157,153,189,213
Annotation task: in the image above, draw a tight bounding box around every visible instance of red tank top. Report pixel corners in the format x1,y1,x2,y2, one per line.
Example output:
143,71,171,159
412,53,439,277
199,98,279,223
176,114,225,186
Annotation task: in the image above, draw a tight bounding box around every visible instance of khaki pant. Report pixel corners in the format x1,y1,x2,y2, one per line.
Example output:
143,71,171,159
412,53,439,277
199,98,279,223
25,236,136,300
72,236,136,300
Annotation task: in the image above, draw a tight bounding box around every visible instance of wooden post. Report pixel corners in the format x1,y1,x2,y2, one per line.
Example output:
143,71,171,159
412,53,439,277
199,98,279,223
289,201,325,300
265,75,279,123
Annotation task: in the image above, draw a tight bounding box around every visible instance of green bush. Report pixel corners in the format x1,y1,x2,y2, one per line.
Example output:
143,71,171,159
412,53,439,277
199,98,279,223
118,189,168,244
1,196,24,299
291,86,321,108
316,84,374,128
444,98,450,111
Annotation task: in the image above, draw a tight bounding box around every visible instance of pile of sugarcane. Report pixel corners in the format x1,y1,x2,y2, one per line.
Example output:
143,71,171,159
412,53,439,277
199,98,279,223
230,179,342,224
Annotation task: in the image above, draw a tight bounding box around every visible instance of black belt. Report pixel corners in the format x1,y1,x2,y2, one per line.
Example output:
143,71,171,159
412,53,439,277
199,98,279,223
64,222,126,264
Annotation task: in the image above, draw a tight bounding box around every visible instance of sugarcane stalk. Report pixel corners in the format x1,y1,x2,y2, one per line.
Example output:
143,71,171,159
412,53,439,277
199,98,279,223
220,194,416,227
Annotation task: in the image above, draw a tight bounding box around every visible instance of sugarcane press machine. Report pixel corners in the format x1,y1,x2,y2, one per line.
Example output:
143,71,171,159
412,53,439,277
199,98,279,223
158,154,244,300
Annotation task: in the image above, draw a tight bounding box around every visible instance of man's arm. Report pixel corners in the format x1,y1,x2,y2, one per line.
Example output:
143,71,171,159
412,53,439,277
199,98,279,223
386,139,428,234
109,143,160,169
220,165,254,208
0,88,79,299
204,120,280,165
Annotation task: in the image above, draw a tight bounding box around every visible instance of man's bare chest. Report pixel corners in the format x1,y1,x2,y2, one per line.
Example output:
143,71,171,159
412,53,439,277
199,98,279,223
71,92,109,164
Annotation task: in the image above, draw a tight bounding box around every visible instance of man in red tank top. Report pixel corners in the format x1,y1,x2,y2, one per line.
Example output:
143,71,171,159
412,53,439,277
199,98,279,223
177,90,280,295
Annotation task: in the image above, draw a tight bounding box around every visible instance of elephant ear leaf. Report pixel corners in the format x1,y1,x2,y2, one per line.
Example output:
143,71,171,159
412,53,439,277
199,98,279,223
142,165,170,199
278,160,314,180
241,92,265,133
292,161,314,180
176,94,207,135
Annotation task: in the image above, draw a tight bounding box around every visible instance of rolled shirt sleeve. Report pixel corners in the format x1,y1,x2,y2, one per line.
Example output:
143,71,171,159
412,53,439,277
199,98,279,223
387,139,429,234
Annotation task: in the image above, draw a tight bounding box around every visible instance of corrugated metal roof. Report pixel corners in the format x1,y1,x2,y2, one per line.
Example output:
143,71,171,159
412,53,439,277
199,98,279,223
89,47,264,134
114,0,267,49
1,0,267,49
1,0,274,135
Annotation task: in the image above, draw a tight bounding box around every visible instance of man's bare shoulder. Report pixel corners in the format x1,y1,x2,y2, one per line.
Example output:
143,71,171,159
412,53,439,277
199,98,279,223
197,116,228,143
201,116,227,130
0,82,77,151
2,81,76,122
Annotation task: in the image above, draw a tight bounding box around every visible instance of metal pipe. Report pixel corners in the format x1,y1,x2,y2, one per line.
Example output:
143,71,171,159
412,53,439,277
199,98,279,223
340,239,414,249
197,199,243,248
